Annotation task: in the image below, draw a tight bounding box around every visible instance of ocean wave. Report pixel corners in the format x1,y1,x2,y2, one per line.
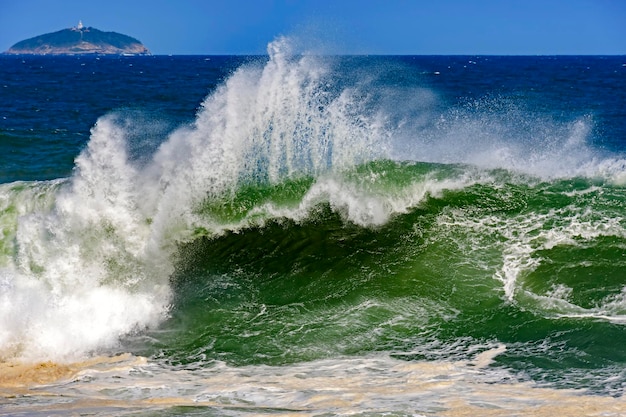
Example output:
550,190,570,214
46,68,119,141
1,36,626,372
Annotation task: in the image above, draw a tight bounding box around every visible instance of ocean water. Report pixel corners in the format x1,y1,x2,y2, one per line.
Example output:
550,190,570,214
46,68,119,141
1,38,626,416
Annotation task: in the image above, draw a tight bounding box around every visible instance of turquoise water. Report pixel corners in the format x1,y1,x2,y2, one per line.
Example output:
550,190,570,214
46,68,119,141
1,39,626,415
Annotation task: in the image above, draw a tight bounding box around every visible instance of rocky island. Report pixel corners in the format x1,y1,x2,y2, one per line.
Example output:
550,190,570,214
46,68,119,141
4,21,150,55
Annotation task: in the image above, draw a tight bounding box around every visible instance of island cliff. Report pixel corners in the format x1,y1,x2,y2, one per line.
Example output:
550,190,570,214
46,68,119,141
4,22,150,55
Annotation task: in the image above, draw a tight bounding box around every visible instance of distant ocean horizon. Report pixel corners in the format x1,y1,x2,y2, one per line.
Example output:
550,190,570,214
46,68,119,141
1,40,626,416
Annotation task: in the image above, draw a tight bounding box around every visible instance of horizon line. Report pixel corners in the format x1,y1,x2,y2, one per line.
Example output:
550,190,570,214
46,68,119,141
2,52,626,57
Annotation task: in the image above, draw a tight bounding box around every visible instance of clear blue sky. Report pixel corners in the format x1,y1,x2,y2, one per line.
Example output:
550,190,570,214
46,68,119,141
1,0,624,55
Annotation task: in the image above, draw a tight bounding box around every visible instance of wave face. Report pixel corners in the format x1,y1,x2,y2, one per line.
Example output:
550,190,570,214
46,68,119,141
1,41,626,409
150,162,626,395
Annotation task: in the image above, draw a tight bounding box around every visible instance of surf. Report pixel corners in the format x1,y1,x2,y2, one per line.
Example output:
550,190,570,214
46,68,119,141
1,37,626,391
0,37,391,362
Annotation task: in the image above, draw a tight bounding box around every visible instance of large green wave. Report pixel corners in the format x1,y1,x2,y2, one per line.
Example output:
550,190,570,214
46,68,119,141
2,40,625,398
119,160,626,394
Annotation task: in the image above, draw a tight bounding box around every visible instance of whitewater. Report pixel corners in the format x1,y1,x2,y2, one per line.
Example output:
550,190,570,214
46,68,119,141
1,38,626,415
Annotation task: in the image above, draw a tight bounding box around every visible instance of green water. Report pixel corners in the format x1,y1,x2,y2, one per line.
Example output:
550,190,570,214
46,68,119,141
118,161,626,395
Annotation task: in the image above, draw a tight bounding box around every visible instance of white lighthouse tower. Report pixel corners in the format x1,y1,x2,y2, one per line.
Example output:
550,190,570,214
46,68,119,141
72,20,84,31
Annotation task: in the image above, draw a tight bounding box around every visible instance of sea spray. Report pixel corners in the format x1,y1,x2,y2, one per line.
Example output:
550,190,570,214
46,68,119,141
392,95,626,180
0,118,170,361
0,37,391,361
146,37,391,240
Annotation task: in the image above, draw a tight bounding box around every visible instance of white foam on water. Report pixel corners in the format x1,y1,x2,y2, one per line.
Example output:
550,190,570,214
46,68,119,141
437,201,626,321
0,119,171,362
210,169,481,230
3,353,625,417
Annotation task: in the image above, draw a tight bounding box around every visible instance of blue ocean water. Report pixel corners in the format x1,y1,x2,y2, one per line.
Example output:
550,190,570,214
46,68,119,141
1,42,626,416
2,54,624,183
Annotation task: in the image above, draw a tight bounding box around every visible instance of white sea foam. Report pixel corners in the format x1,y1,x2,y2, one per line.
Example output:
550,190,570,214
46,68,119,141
237,175,441,227
0,120,171,361
4,353,625,417
437,202,626,320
